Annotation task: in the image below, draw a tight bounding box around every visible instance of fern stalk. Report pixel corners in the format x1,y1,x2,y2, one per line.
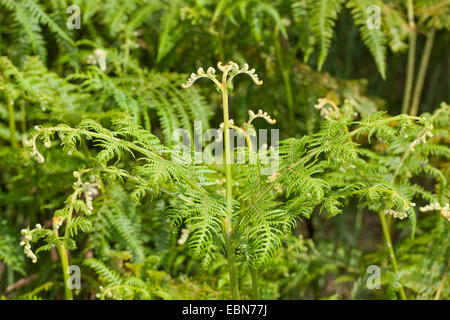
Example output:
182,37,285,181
378,211,407,300
54,238,73,300
54,190,80,300
221,81,239,300
64,190,81,237
410,28,436,116
251,268,259,299
401,0,417,114
434,265,448,300
7,97,17,148
182,61,264,299
274,26,294,130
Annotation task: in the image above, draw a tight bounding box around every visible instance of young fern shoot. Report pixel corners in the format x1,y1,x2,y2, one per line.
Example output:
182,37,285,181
182,61,263,299
17,56,448,301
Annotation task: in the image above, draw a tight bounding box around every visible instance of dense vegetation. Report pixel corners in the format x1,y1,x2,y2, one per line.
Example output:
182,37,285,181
0,0,449,300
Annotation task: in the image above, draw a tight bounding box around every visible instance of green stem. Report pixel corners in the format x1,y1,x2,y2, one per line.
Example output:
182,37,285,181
378,211,407,300
54,189,79,300
353,207,363,246
410,28,436,116
64,190,80,238
55,240,73,300
274,27,294,130
6,265,14,286
251,268,259,299
7,97,17,148
221,82,239,300
20,101,27,133
434,264,448,300
401,0,416,114
124,33,130,75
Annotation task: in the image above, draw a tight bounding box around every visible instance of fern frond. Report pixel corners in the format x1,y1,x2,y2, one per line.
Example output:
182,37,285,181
239,200,292,267
347,0,387,79
0,218,25,274
84,258,122,286
99,186,145,263
23,0,75,47
309,0,344,71
166,190,227,266
66,216,92,238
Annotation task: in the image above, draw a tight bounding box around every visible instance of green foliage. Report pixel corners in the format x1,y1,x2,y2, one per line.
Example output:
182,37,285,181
309,0,345,71
0,218,25,274
0,0,448,301
347,0,387,79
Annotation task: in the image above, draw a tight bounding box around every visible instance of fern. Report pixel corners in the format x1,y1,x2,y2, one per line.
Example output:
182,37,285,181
84,258,122,286
84,255,170,300
0,218,25,274
156,0,185,63
66,216,92,238
1,0,449,301
347,0,388,79
97,184,145,263
309,0,344,71
0,0,74,64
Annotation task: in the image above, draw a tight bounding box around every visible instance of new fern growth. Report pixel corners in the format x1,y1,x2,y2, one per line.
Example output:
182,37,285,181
182,61,264,299
1,0,448,302
17,62,449,300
